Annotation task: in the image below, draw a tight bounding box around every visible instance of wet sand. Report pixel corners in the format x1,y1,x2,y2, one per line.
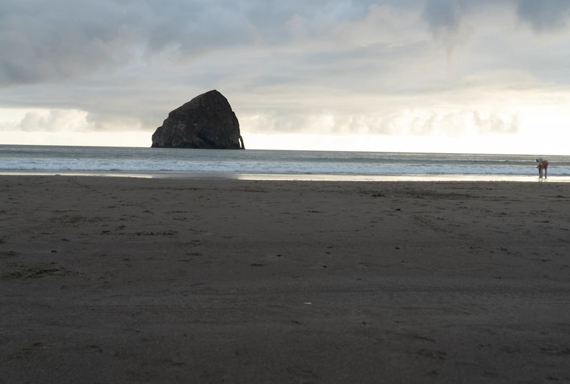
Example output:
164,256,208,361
1,176,569,383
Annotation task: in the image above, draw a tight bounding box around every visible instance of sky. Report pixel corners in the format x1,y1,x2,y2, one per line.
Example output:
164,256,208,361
1,0,570,154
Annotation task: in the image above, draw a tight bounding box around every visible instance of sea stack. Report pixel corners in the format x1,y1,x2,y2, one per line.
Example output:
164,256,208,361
151,90,245,149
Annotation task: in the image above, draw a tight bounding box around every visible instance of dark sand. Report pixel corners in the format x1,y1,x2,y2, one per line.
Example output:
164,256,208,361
1,176,569,383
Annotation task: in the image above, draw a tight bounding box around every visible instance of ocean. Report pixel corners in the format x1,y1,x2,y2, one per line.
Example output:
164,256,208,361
1,144,569,182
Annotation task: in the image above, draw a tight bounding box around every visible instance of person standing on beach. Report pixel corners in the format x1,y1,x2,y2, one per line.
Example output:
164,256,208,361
536,157,549,178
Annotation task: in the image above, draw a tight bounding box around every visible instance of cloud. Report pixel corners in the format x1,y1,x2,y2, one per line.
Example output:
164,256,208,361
0,1,139,86
422,0,464,33
473,112,519,134
2,0,569,87
515,0,570,32
0,0,379,87
0,0,569,142
420,0,570,52
0,108,92,132
240,106,523,138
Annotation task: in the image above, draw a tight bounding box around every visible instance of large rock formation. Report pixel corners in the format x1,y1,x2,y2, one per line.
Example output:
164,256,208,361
151,90,245,149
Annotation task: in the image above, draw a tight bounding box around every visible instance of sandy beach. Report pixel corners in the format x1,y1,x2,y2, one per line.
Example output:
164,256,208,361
1,175,569,383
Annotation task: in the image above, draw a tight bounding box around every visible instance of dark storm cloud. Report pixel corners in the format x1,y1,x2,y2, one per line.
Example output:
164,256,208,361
421,0,570,34
515,0,570,31
0,0,140,86
422,0,465,34
0,0,379,86
3,0,570,87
